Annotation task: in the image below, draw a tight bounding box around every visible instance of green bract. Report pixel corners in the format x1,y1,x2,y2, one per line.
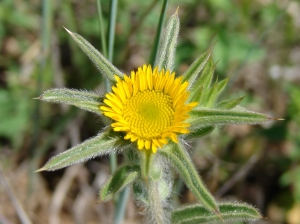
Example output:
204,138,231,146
37,10,273,224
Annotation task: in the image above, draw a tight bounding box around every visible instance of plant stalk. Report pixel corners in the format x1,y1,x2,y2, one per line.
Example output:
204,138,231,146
147,180,168,224
106,0,118,174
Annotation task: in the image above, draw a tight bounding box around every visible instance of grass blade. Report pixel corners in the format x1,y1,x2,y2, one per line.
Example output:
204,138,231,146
113,187,131,224
96,0,108,58
107,0,118,62
149,0,169,67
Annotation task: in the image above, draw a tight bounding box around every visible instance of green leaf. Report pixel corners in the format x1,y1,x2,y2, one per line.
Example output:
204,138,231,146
154,10,180,71
36,130,125,171
132,181,149,205
39,88,103,115
171,202,262,224
201,82,218,108
100,165,139,201
64,27,123,81
215,78,228,96
217,96,245,109
182,50,212,88
188,107,271,130
189,85,204,104
201,78,228,108
185,126,214,140
158,142,218,214
190,58,214,91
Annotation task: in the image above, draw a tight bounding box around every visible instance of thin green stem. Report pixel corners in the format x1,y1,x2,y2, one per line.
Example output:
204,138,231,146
126,0,159,39
107,0,118,63
104,1,127,223
29,0,52,193
149,0,169,66
141,150,154,182
63,1,77,32
106,0,118,173
105,0,118,172
96,0,108,57
119,0,160,64
113,187,130,224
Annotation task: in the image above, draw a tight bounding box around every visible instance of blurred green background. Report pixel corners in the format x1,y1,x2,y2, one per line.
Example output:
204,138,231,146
0,0,299,223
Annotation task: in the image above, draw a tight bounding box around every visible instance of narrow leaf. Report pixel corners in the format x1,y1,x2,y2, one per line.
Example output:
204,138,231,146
186,126,214,140
201,82,218,108
215,78,228,96
39,88,103,115
217,96,245,109
182,50,212,88
172,202,262,224
64,27,123,81
199,78,228,108
191,58,214,90
201,78,228,108
100,165,139,201
37,130,125,171
154,9,180,71
158,142,218,213
189,85,204,104
188,107,271,130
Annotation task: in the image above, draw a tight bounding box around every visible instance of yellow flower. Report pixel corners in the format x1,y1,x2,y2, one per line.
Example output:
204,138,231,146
100,64,197,153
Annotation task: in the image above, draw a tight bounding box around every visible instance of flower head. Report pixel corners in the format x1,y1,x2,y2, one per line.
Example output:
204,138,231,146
100,64,197,153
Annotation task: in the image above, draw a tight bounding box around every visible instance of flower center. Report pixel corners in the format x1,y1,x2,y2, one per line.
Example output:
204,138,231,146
123,90,174,139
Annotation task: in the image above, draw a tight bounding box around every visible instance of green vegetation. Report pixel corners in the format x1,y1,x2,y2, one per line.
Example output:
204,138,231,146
0,0,299,223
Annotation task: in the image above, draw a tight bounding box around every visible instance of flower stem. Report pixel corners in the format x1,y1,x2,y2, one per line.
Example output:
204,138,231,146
147,181,168,224
107,0,118,173
107,0,118,63
141,150,154,182
29,0,53,193
103,1,129,224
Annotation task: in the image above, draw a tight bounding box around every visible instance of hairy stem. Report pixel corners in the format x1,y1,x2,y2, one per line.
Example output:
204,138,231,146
147,181,169,224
